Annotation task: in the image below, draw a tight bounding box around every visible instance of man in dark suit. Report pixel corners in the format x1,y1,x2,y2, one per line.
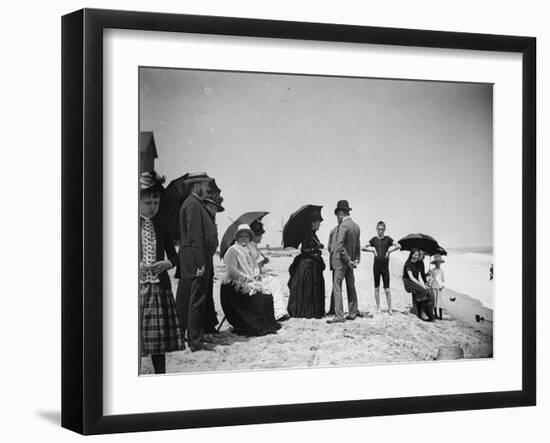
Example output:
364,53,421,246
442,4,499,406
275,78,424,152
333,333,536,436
327,200,361,323
175,173,219,352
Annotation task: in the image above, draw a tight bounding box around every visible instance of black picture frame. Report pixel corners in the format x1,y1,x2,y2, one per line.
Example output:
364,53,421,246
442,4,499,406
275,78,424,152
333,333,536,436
61,8,536,435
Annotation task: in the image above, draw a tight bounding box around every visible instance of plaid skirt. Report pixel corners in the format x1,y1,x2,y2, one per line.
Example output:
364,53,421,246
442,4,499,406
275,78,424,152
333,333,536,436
140,283,185,356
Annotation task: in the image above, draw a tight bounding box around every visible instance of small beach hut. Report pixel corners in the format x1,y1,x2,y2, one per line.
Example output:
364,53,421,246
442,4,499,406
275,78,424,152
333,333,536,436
139,131,158,173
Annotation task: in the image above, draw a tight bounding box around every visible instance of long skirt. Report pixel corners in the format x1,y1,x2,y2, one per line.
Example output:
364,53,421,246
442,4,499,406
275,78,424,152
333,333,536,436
140,283,185,356
403,278,434,321
287,255,326,319
220,283,280,337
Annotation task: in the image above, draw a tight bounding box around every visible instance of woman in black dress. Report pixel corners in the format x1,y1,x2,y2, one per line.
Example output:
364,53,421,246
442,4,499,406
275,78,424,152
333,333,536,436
287,212,326,318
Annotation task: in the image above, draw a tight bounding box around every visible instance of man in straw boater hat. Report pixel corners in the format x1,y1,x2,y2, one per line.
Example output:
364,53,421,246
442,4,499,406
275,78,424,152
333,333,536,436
327,200,362,323
175,172,219,352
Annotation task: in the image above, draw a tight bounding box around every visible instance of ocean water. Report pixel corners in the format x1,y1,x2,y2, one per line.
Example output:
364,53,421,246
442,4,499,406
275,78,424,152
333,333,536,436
274,247,495,310
439,249,494,309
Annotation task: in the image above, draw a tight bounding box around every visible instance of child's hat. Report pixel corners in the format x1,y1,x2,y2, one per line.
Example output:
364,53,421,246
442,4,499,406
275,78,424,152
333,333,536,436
431,254,445,264
234,224,255,240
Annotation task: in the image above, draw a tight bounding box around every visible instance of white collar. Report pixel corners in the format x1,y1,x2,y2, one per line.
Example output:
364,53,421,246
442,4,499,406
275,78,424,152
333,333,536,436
343,216,351,222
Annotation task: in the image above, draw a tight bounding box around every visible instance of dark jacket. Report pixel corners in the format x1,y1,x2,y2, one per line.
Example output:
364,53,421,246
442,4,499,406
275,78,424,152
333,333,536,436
178,194,218,279
139,216,178,290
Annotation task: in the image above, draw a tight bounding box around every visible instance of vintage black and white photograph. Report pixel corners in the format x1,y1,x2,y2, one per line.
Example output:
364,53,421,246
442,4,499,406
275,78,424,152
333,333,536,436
138,67,494,375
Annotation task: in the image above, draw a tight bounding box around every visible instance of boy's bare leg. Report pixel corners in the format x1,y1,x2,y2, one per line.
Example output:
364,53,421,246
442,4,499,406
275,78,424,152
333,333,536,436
374,287,381,314
385,289,393,315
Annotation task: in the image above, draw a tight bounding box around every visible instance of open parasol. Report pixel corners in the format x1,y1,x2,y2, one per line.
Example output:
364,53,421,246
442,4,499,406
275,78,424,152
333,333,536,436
157,174,221,241
397,233,447,257
282,204,323,249
220,211,269,258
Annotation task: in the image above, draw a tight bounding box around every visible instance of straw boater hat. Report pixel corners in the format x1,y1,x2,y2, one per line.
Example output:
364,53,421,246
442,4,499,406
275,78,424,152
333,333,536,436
234,224,255,240
184,171,213,185
431,254,445,264
203,198,225,212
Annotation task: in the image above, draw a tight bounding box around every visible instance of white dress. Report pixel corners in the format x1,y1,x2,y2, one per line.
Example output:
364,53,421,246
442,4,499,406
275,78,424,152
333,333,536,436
248,242,289,319
428,268,446,309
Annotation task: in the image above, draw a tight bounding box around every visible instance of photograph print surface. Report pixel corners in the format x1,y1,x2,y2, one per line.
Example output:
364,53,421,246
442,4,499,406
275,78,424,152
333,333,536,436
138,67,493,375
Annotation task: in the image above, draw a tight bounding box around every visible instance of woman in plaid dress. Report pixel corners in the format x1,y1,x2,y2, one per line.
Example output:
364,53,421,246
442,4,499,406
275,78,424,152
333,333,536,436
139,171,184,374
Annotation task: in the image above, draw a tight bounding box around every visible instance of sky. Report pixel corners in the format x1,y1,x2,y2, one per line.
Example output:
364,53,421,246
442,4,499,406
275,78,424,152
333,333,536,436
139,68,493,249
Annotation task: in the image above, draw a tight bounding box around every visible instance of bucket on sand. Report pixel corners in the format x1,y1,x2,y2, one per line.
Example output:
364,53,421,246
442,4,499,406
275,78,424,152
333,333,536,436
435,345,465,360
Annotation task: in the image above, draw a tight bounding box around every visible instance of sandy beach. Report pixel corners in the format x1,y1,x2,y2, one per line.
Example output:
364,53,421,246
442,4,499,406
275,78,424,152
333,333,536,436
140,249,493,374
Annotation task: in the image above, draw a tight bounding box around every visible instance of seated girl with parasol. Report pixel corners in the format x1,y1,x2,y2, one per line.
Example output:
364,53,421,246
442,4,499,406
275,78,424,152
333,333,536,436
402,249,435,321
220,224,281,336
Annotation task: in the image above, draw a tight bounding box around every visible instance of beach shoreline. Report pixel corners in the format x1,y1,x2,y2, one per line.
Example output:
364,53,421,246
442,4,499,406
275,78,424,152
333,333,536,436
442,287,493,336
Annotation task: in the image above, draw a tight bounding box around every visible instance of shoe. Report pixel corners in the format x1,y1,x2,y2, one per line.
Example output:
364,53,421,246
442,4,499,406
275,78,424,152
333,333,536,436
345,315,357,320
277,314,290,322
327,318,346,324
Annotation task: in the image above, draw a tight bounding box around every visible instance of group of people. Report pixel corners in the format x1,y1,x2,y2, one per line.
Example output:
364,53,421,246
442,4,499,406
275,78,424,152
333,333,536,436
286,200,445,323
139,170,446,374
138,170,290,373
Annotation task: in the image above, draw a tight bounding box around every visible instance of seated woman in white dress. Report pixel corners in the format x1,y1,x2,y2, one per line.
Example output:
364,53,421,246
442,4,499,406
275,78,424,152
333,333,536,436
248,221,290,321
221,224,280,336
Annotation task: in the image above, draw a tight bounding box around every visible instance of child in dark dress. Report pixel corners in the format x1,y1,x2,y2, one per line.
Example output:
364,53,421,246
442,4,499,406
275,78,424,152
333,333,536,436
139,171,184,374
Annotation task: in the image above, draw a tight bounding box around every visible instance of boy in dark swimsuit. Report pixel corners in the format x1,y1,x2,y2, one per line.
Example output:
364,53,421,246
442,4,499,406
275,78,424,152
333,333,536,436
362,221,401,315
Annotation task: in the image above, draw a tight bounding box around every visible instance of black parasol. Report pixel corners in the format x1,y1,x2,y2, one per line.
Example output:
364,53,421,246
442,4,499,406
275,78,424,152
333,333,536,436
220,211,269,258
397,233,447,256
157,174,221,241
282,204,323,249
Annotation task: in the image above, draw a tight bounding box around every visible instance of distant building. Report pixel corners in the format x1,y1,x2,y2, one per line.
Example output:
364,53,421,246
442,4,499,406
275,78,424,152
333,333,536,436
139,131,158,173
